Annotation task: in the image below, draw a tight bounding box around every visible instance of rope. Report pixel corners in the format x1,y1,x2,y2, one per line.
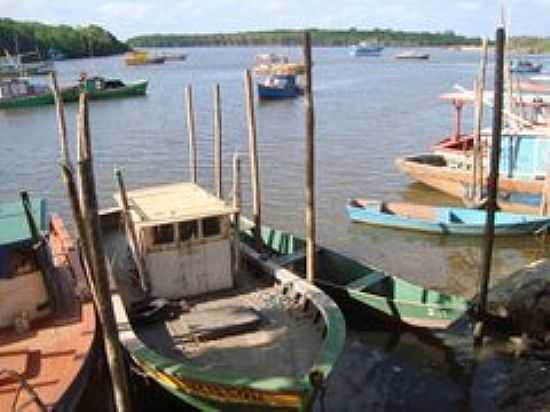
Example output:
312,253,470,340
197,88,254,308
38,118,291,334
0,368,47,412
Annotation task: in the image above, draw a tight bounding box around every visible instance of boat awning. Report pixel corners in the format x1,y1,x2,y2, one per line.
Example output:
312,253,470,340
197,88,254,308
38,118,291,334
114,182,238,227
0,198,46,248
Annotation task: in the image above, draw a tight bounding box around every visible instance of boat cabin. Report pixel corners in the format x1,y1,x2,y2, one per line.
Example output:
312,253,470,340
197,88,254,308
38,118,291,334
0,198,51,329
115,182,238,299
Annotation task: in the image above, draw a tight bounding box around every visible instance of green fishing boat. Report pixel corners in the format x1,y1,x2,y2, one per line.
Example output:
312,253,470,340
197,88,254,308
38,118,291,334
100,181,345,411
0,76,148,110
241,220,469,330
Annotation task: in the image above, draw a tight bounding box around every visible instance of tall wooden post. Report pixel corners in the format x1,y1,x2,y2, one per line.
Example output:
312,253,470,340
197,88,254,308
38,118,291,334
232,153,241,275
49,72,69,165
474,27,506,346
476,38,489,200
115,169,150,294
186,85,198,183
213,84,223,198
303,31,316,284
77,93,133,411
244,69,262,250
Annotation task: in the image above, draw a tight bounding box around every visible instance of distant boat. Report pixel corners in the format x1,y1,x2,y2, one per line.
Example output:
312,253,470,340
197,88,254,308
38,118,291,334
346,198,550,236
0,194,99,411
241,220,469,330
395,50,430,60
125,50,166,65
257,74,303,100
349,42,383,57
0,76,148,109
511,59,543,74
161,52,188,62
0,51,54,77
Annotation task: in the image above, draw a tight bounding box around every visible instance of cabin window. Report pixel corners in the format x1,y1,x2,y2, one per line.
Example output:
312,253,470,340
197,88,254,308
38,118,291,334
152,224,175,245
179,220,198,242
202,217,221,238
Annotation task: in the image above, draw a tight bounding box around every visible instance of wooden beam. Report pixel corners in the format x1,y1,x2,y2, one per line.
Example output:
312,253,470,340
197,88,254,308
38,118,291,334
474,27,506,347
232,152,241,275
244,69,262,250
185,85,197,183
214,84,223,198
303,31,316,284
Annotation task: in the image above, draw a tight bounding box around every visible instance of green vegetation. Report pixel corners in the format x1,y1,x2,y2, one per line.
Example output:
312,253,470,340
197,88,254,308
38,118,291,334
509,36,550,54
0,18,129,59
128,28,481,48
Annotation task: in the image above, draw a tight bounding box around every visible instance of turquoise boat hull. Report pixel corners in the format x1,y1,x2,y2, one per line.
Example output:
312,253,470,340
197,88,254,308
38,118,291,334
346,199,550,236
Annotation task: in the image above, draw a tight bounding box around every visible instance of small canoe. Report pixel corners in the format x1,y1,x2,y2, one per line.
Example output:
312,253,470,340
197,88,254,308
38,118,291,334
346,198,550,236
240,220,469,330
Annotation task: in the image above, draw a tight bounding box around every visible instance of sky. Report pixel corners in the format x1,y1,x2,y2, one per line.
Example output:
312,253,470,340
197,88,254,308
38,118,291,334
1,0,549,40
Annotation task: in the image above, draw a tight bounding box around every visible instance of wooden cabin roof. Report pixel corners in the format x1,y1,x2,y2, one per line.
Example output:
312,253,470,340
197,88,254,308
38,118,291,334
0,198,46,247
115,182,237,226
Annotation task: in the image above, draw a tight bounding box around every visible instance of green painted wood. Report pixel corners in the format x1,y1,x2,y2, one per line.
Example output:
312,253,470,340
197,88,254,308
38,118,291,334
0,198,46,246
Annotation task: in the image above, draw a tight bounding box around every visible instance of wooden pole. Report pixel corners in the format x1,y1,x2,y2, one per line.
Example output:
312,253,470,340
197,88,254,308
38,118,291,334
49,72,69,165
115,169,150,294
303,31,316,284
213,84,223,198
477,38,489,200
232,152,241,275
474,27,506,346
76,93,133,412
540,158,550,216
185,85,198,183
244,69,262,250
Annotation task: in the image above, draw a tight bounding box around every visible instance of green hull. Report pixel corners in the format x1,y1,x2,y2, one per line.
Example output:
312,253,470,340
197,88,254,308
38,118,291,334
0,80,148,109
241,221,469,330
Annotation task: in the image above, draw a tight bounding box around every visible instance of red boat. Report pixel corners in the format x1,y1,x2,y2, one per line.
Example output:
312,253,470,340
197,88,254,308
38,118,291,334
0,195,99,412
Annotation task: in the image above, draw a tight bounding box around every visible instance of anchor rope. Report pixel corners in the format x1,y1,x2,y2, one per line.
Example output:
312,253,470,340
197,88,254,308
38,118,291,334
0,368,47,412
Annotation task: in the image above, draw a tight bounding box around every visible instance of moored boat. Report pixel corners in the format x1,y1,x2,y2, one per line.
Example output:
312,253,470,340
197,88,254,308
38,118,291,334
349,42,383,57
257,74,303,100
510,59,543,74
125,50,166,65
100,181,345,411
0,194,98,411
395,50,430,60
240,220,469,330
346,198,550,236
77,76,148,100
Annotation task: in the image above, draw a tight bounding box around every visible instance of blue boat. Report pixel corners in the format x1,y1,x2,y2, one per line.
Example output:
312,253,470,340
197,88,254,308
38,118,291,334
257,74,303,100
511,59,543,74
346,198,550,236
350,42,383,57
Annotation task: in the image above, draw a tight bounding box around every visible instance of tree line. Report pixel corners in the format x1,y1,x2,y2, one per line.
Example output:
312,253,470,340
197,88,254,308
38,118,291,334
127,28,482,48
0,18,128,60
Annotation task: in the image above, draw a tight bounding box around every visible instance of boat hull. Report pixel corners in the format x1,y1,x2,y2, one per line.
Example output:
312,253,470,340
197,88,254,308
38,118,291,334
346,200,550,236
257,83,303,99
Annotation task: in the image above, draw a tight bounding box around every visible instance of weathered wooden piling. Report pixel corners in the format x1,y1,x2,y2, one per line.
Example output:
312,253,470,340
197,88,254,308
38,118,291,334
115,169,150,293
76,93,133,411
185,85,198,183
213,84,223,198
471,38,488,202
474,27,506,346
303,31,316,284
49,72,69,164
244,69,262,250
232,152,241,275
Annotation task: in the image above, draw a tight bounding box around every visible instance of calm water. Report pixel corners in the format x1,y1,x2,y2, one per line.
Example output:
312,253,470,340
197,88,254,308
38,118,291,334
2,46,548,297
2,47,550,411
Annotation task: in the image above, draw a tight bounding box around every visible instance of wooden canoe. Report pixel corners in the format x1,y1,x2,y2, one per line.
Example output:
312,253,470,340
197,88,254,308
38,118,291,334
240,219,469,331
346,198,550,236
0,199,99,412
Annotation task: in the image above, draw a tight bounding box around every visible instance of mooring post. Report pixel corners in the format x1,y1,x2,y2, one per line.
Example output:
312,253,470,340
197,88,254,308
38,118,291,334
244,69,262,250
214,84,223,198
115,169,150,294
76,93,133,412
49,72,69,165
474,27,506,346
303,31,316,284
477,38,489,199
232,152,241,275
185,85,198,183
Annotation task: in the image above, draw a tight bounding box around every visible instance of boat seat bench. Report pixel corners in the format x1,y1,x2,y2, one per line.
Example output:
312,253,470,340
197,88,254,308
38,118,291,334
347,272,387,291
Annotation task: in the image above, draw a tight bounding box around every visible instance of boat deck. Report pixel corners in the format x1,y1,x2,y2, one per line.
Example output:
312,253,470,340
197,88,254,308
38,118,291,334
0,218,96,412
102,219,324,380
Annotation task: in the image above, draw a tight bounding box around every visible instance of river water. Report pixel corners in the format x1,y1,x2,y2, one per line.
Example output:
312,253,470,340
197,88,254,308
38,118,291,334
2,46,550,411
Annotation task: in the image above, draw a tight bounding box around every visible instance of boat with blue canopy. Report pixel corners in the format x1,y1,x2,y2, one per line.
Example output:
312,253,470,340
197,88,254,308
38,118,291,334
257,74,303,100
